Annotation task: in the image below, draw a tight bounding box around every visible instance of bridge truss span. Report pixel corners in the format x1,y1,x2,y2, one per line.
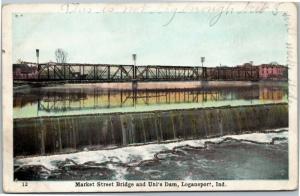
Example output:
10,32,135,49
15,62,259,82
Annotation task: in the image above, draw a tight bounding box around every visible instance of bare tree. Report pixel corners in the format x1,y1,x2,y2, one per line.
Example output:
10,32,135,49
17,58,24,64
55,48,68,63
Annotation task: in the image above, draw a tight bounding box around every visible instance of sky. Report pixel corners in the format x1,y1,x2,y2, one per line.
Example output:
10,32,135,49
12,12,288,67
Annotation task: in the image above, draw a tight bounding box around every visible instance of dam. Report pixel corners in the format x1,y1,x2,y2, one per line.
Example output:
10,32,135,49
14,103,288,157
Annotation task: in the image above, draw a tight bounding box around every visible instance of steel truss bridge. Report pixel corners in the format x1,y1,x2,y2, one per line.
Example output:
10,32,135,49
15,62,260,82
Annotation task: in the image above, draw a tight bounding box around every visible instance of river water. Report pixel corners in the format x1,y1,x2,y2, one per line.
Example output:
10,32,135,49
14,130,288,180
13,82,288,118
13,82,289,181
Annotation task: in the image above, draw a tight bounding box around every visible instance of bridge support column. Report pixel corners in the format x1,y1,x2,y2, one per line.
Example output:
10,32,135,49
132,79,138,107
132,79,138,90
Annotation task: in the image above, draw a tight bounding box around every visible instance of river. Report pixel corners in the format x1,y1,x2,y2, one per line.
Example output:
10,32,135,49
13,81,288,118
13,81,289,181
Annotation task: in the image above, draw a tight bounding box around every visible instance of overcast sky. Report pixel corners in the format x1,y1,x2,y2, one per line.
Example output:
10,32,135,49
13,12,287,67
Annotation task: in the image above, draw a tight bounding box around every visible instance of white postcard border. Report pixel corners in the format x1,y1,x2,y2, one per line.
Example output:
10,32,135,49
2,2,298,192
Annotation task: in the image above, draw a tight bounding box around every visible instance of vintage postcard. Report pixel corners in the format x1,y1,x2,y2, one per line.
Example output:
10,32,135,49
2,2,298,192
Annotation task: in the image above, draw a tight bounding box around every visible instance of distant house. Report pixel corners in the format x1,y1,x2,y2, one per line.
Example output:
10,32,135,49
236,62,288,81
258,63,288,81
13,64,31,74
13,63,38,80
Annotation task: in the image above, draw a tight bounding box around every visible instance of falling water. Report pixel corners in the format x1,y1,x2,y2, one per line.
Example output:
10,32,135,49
13,103,288,157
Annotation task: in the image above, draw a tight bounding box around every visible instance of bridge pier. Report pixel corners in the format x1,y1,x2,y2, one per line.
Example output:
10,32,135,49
132,80,138,107
132,79,138,90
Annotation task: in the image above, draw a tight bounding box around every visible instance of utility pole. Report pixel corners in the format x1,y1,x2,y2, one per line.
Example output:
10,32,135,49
201,57,205,79
36,49,40,79
201,57,205,68
132,54,136,79
132,54,137,106
218,63,222,80
36,49,39,64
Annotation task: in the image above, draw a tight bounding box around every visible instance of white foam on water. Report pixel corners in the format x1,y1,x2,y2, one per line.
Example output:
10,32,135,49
14,129,288,171
228,130,287,142
106,164,128,180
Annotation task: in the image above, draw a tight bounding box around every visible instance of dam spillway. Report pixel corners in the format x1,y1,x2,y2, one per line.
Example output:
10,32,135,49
14,103,288,157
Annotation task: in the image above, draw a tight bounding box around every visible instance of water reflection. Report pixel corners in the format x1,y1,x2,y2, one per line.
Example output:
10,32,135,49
13,83,288,118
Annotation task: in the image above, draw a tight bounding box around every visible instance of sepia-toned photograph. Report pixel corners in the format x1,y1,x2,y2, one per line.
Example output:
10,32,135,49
2,2,298,192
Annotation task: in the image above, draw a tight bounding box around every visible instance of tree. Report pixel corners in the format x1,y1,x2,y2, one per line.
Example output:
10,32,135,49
55,48,68,63
17,58,24,64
